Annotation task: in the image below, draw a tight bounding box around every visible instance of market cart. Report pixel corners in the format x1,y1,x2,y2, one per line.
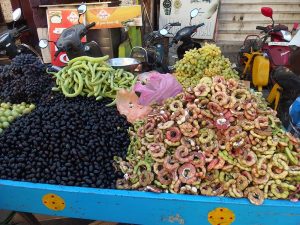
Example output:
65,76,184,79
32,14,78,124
0,179,299,225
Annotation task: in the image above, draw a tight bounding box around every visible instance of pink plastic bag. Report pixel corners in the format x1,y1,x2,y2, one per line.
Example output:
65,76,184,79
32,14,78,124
116,89,152,124
134,71,183,106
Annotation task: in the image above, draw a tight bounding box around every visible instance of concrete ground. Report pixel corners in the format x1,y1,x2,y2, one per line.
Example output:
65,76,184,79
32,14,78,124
0,211,120,225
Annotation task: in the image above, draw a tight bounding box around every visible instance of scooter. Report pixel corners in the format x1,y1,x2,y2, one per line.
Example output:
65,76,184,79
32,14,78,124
130,22,181,73
239,7,298,91
39,4,102,62
267,29,300,128
169,9,204,60
169,0,220,60
0,8,42,62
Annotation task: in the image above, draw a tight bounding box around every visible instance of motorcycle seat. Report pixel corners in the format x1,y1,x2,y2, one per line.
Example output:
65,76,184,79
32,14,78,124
273,68,300,92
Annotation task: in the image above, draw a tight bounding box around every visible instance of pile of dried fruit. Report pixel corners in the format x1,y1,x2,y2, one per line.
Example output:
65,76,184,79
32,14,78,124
175,44,239,89
115,76,300,205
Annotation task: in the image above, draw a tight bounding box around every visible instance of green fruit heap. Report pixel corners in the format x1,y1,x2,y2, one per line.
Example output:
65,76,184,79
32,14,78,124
175,43,239,89
0,102,35,133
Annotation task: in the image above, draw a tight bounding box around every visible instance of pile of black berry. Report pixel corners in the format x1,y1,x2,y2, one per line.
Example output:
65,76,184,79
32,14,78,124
0,94,130,188
0,54,54,104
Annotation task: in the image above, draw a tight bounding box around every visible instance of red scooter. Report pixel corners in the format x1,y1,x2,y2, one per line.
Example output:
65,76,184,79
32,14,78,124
238,7,298,91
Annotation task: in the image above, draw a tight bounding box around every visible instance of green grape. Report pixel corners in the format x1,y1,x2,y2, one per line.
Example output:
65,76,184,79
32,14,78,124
175,43,239,89
0,102,36,133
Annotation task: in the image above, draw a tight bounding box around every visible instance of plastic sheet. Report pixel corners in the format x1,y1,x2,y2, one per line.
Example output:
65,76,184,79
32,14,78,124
134,71,183,106
116,89,152,124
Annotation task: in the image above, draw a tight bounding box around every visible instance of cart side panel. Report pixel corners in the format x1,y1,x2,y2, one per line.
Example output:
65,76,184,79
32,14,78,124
0,180,300,225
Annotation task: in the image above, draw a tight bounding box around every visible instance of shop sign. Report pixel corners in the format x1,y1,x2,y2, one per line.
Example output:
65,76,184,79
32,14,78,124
159,0,219,39
46,8,86,67
86,5,142,29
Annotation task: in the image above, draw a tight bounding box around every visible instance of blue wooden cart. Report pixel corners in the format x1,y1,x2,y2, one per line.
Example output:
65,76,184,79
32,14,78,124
0,179,299,225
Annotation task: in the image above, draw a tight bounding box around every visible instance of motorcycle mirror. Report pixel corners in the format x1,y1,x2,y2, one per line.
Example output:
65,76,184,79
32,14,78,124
190,8,199,19
261,7,273,19
289,29,300,47
77,4,87,15
160,29,168,36
39,39,49,49
293,23,299,31
12,8,22,22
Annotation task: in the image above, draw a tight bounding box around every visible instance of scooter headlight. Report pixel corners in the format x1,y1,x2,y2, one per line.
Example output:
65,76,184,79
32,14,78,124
281,30,292,42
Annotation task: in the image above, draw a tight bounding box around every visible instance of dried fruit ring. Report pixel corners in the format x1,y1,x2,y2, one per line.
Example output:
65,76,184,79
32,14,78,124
250,130,267,140
174,145,194,163
178,163,197,184
245,103,257,118
244,110,256,121
207,102,223,116
180,137,196,147
230,103,244,116
193,83,210,97
137,126,145,137
211,92,229,106
163,155,179,171
212,83,227,93
205,170,219,181
213,157,225,169
195,165,206,178
179,122,198,137
229,184,243,198
158,120,175,129
144,121,155,132
199,128,215,144
166,127,182,142
240,151,257,167
197,98,209,108
254,116,269,129
153,129,164,142
200,109,214,119
227,78,239,91
157,169,173,185
240,120,255,131
116,178,131,190
236,175,249,190
231,89,250,102
187,103,200,119
133,160,151,176
223,96,237,109
271,183,289,199
153,162,164,175
207,158,219,171
253,174,269,185
212,76,225,84
147,143,166,158
253,128,272,137
169,100,183,112
267,163,288,179
224,126,242,139
171,109,188,125
246,187,264,205
139,171,154,187
191,151,205,167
